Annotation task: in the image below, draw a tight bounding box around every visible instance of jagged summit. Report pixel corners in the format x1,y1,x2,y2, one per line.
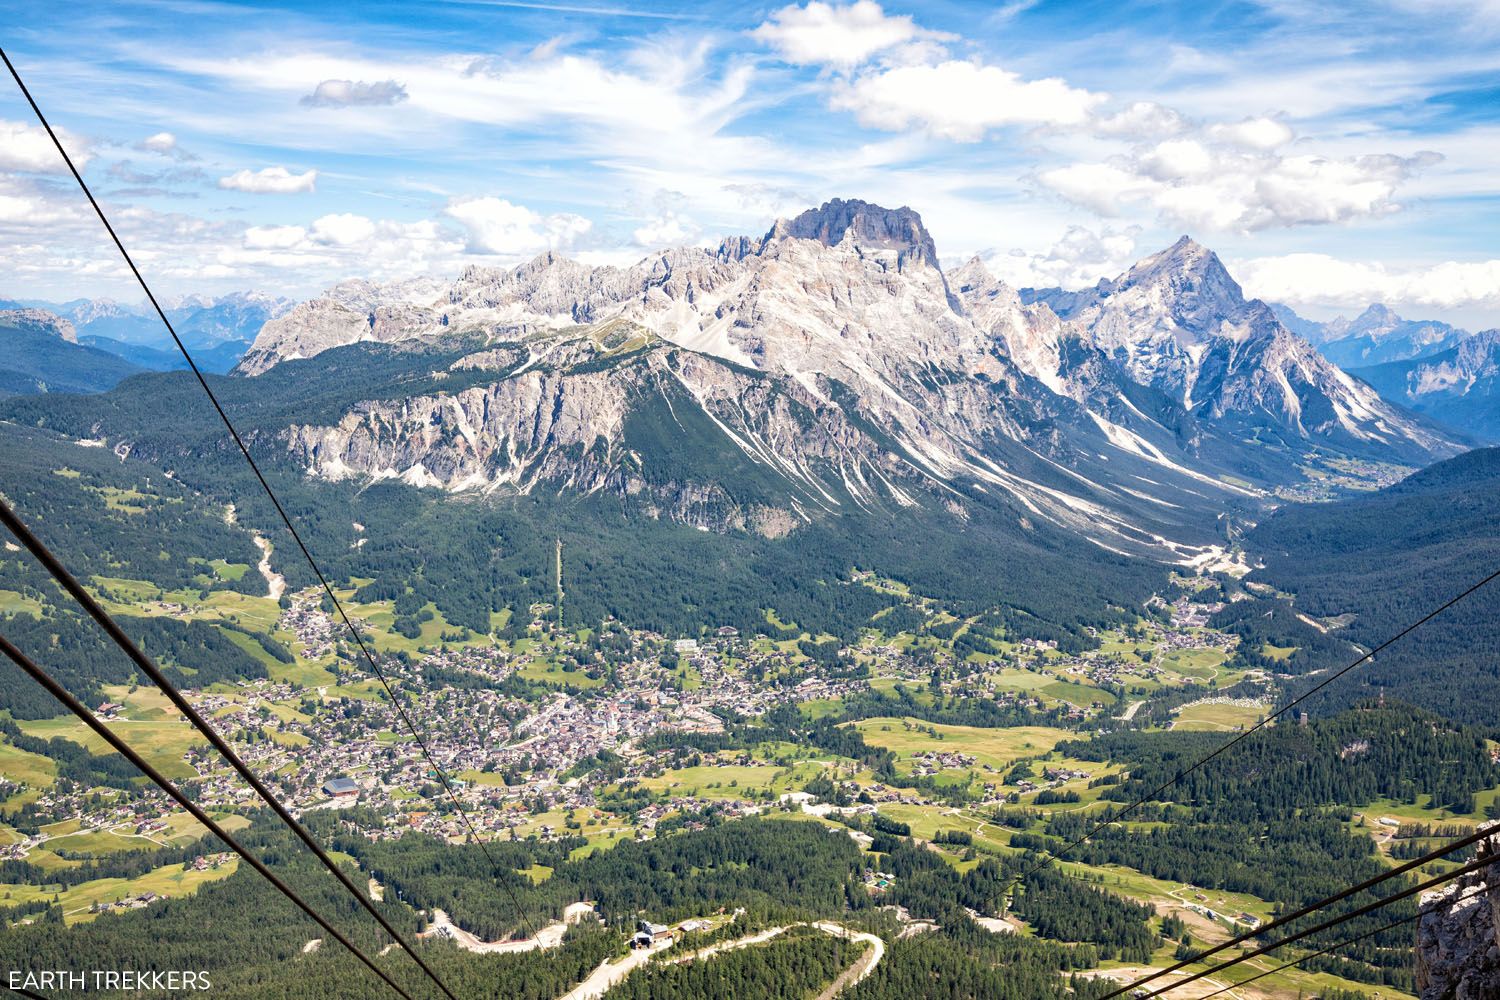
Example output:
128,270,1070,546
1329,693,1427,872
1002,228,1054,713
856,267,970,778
234,208,1459,500
1349,302,1400,329
766,198,938,270
1113,236,1246,319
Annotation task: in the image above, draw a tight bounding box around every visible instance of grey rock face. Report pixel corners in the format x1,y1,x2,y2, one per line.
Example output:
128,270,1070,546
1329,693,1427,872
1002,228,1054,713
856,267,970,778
0,307,77,342
234,200,1462,551
1416,823,1500,1000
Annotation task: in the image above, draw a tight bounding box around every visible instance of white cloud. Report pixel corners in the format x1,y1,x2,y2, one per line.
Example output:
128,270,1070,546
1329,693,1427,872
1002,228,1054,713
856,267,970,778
983,225,1141,290
632,210,698,247
751,1,950,68
243,224,307,249
1207,116,1294,151
0,119,90,173
221,215,468,283
1039,118,1443,231
301,79,409,108
444,197,592,255
832,60,1107,141
310,213,377,245
1237,253,1500,310
218,166,318,194
1091,101,1190,139
139,131,178,154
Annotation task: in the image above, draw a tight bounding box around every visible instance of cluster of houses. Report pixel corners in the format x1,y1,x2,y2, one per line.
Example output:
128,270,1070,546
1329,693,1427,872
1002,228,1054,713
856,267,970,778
5,576,1258,869
907,750,978,777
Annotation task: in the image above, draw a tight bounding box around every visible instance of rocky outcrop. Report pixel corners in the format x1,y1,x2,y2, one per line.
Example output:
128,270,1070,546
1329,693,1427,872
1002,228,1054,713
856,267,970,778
1416,822,1500,1000
0,307,76,342
237,203,1453,463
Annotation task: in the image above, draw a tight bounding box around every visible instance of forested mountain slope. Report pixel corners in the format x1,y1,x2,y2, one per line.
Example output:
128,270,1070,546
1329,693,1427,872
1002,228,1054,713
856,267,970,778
1246,447,1500,724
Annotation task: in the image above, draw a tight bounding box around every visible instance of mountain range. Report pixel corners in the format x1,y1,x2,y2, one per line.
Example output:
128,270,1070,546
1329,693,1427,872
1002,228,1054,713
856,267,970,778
0,292,293,376
0,308,144,396
215,200,1454,563
1271,302,1470,368
0,197,1493,691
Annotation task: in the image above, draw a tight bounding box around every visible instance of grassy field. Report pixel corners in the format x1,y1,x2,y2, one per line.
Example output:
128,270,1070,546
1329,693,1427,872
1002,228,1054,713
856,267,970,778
1156,647,1229,679
0,858,240,926
799,697,845,721
1173,701,1267,732
341,598,495,657
0,739,57,792
17,717,203,782
0,589,44,616
850,718,1073,773
634,759,831,800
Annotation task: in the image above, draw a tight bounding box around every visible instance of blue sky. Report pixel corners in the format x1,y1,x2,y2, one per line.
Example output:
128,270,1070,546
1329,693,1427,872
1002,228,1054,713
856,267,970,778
2,0,1499,325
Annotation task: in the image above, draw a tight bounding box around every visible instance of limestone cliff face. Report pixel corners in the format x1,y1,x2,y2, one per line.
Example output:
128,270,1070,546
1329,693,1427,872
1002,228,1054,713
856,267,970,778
227,199,1468,557
238,200,1454,467
281,338,924,535
1416,822,1500,1000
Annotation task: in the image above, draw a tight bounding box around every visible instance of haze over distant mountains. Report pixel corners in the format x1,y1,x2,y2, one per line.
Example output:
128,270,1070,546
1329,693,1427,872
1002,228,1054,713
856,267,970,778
0,292,293,380
1271,301,1500,441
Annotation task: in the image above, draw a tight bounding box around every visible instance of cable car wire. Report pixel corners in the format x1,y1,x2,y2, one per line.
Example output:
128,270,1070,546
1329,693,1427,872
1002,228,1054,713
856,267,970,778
0,632,421,1000
1111,845,1498,999
0,500,456,1000
0,45,541,945
1195,881,1489,1000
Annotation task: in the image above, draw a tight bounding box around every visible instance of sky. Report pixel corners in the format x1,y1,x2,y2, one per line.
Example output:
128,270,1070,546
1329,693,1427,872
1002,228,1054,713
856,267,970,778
1,0,1499,327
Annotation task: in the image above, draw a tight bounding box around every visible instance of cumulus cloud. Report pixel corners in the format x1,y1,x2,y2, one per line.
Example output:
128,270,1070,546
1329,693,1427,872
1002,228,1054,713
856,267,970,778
133,131,196,162
309,213,378,245
751,1,951,67
1090,101,1190,139
300,79,409,108
832,61,1106,141
138,131,177,154
0,119,89,173
1237,253,1500,310
983,225,1142,290
217,166,319,194
444,197,592,255
222,215,466,280
632,210,699,247
1039,121,1442,231
243,224,307,250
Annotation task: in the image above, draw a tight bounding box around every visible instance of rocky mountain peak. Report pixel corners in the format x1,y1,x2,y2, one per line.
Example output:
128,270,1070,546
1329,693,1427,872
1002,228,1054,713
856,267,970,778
0,307,77,343
766,198,938,271
948,256,1002,297
1350,302,1401,331
1117,236,1243,309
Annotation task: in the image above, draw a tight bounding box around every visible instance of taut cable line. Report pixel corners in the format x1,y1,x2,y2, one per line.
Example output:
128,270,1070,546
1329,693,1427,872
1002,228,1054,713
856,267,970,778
1195,881,1491,999
0,45,542,945
1110,843,1498,999
0,631,421,1000
0,499,456,1000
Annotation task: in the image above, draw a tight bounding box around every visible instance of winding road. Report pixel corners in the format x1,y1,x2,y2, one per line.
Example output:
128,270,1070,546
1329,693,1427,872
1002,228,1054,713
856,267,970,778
557,919,885,1000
